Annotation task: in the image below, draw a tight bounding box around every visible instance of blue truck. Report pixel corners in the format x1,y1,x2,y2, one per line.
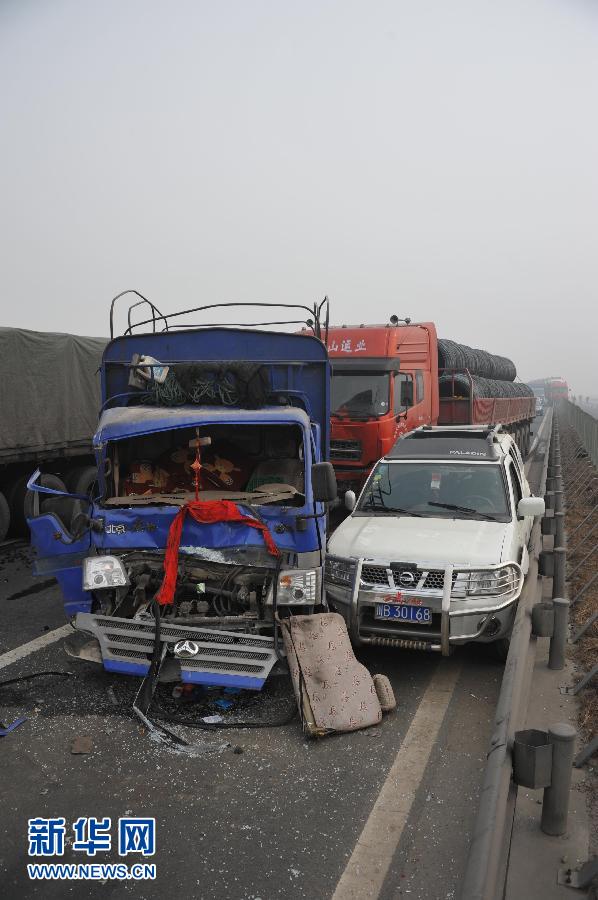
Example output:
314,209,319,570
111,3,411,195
27,295,335,692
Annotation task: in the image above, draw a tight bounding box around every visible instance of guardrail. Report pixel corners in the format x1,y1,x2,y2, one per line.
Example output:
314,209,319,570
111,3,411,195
460,409,553,900
560,399,598,468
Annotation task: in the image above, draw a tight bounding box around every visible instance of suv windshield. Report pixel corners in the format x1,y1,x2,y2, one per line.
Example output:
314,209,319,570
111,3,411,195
331,373,389,419
357,462,510,521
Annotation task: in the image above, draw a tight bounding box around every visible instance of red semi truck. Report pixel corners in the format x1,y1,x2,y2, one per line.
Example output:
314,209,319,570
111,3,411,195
325,320,535,494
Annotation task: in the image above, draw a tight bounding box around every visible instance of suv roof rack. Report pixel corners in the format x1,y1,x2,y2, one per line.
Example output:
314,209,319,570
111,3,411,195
109,290,330,342
387,425,503,461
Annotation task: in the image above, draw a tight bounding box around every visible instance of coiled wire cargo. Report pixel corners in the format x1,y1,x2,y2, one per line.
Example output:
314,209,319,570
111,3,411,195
438,339,517,382
439,374,534,400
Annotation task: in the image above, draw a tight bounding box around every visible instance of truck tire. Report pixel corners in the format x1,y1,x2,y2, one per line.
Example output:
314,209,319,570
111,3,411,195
7,473,67,535
64,465,97,498
24,474,67,524
6,475,31,536
0,491,10,542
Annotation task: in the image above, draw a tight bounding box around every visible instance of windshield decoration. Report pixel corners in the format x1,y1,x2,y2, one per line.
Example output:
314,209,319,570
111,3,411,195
156,500,280,606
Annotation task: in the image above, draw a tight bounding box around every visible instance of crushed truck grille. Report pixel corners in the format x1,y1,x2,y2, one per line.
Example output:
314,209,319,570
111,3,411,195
75,612,277,690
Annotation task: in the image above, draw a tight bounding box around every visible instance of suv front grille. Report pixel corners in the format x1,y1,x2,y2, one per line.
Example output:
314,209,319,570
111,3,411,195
361,565,390,586
360,566,458,591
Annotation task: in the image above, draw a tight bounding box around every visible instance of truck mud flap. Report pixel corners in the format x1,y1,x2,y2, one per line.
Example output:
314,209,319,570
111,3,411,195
75,613,277,691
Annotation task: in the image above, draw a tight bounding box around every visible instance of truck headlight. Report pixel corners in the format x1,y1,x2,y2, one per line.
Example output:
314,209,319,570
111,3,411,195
325,555,356,587
467,566,520,597
83,555,129,591
269,569,317,605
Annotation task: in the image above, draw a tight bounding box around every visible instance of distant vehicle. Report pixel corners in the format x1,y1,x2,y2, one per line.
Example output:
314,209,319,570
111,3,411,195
320,318,535,495
528,377,568,407
544,377,569,405
325,425,544,660
535,396,544,416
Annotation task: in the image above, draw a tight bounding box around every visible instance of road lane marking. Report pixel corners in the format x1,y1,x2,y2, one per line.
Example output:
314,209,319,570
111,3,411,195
0,625,72,671
331,662,462,900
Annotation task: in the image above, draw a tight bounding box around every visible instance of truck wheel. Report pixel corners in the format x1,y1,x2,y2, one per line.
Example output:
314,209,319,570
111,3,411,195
24,474,67,522
373,673,397,713
64,465,97,498
6,475,31,536
9,474,68,534
0,491,10,542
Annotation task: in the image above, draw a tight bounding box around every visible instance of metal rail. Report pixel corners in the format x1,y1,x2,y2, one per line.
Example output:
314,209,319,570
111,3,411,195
460,409,553,900
560,399,598,468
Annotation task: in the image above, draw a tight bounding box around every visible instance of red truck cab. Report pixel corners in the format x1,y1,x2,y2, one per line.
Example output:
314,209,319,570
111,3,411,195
327,321,439,492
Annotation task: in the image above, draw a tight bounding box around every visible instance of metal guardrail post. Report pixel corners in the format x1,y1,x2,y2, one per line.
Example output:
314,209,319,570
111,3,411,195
551,547,566,599
541,723,577,835
548,598,569,670
554,511,565,547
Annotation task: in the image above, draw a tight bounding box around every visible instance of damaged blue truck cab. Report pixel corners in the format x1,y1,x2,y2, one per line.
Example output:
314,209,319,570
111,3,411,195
28,307,334,691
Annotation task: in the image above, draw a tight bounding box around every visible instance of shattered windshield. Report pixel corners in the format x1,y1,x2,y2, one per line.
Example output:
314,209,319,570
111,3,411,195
357,462,510,521
331,372,390,419
105,423,306,507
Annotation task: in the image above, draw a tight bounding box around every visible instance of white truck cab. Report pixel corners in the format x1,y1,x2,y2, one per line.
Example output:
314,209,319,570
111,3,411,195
325,425,545,657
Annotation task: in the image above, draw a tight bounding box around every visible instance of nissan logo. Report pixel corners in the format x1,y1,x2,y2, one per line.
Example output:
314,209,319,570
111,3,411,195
398,571,416,587
174,639,200,659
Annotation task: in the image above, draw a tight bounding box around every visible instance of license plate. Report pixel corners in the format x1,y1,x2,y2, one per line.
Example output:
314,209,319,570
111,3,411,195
374,604,432,624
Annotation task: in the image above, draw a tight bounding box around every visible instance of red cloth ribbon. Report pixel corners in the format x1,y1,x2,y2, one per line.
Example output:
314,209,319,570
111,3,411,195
156,500,279,606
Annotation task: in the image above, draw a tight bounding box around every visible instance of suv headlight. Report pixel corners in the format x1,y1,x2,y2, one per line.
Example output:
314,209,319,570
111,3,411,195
83,555,129,591
268,569,317,605
325,555,356,587
467,566,520,597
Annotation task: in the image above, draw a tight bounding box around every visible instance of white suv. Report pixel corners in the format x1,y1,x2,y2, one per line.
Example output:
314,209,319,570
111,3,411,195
325,426,545,658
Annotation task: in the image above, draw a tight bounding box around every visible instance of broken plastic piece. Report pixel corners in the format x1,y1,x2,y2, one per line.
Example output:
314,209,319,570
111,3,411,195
0,717,27,737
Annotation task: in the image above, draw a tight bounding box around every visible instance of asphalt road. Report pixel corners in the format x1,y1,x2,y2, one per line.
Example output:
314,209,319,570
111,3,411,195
0,420,546,900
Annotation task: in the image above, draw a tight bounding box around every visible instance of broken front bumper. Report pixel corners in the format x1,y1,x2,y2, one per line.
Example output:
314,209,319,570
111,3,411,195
74,613,278,690
326,559,523,655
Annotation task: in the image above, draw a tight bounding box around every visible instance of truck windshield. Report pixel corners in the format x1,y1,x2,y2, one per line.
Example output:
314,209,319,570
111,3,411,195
357,462,510,522
104,423,306,507
331,373,390,419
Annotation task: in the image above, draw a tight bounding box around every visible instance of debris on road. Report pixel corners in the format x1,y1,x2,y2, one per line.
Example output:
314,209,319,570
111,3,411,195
0,716,27,737
70,734,93,754
280,612,395,737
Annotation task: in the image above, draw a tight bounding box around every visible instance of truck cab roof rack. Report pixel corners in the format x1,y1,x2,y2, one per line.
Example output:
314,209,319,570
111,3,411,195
109,290,330,342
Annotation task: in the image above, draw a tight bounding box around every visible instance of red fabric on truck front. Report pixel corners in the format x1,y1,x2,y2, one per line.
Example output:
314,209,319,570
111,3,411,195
156,500,279,606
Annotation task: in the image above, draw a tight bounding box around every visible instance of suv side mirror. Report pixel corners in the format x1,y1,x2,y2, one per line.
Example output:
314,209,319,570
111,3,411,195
517,496,545,518
312,462,337,503
345,490,356,511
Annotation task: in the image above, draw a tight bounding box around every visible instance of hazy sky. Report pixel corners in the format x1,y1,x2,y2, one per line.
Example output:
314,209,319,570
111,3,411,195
1,0,596,394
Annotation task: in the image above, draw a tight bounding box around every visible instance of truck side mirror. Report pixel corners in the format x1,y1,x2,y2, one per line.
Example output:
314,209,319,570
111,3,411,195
400,382,413,407
312,462,337,503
